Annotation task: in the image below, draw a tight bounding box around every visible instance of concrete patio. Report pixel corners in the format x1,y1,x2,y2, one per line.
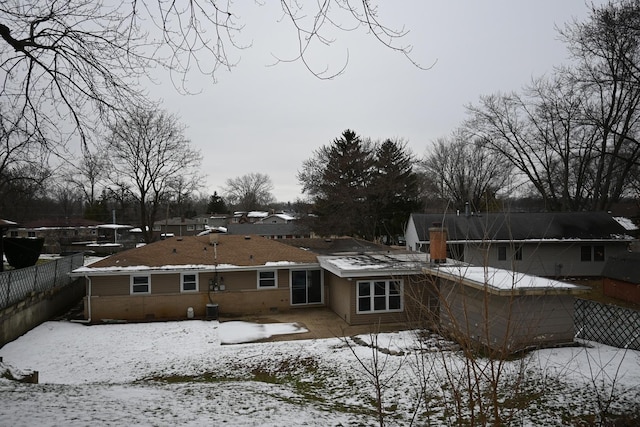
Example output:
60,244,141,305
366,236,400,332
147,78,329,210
219,307,410,342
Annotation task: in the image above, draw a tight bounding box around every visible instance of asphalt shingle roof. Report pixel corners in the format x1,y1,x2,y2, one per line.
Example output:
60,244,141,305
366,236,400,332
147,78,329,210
88,234,318,268
410,212,630,241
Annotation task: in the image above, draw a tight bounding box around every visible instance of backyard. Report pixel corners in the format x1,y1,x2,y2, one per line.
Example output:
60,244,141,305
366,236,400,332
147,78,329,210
1,318,639,426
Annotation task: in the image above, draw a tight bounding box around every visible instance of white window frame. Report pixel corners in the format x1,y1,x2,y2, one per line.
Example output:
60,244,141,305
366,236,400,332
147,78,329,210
257,270,278,289
130,274,151,295
181,272,198,293
187,224,195,231
356,279,403,314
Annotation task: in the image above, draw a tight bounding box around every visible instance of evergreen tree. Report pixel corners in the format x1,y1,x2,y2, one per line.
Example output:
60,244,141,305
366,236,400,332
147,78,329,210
206,192,229,214
372,139,422,244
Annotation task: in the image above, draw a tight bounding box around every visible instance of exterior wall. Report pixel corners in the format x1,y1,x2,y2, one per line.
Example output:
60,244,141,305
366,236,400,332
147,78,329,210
326,272,437,327
603,278,640,305
439,279,576,353
463,241,630,277
84,267,323,322
404,216,422,252
327,273,352,324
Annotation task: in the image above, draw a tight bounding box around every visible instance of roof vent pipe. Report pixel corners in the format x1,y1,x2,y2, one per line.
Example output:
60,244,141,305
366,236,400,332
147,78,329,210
429,222,447,264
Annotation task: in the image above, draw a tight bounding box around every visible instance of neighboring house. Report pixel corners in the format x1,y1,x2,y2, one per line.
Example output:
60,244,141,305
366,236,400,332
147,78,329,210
230,211,269,224
227,223,312,240
257,213,295,224
152,216,212,238
9,218,102,254
601,252,640,306
70,234,431,325
405,212,637,277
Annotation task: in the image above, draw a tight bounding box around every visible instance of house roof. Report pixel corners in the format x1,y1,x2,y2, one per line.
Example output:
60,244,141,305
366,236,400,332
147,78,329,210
280,237,396,255
409,212,634,242
601,252,640,284
226,223,310,236
20,218,101,228
72,234,319,275
426,264,589,296
318,253,427,278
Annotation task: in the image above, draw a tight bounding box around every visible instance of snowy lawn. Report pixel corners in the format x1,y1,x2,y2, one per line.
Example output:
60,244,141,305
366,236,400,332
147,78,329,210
1,320,639,426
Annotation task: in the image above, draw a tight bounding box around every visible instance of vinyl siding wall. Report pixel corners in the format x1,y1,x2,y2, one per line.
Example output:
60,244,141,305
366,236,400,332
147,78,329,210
439,278,576,353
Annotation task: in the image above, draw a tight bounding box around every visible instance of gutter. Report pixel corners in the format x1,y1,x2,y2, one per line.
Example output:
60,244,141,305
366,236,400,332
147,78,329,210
70,275,91,324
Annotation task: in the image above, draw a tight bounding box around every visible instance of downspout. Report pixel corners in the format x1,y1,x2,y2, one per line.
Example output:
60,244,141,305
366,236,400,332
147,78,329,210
70,275,92,324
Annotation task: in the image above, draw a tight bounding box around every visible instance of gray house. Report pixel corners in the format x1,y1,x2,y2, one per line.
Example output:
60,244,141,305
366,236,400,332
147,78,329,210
405,212,636,277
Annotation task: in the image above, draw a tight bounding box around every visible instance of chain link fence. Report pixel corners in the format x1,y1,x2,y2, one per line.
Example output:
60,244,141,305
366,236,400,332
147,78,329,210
575,298,640,351
0,253,84,310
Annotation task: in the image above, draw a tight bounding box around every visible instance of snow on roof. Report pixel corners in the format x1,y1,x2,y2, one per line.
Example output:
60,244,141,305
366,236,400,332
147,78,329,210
97,224,134,230
318,253,427,278
429,263,588,296
613,216,638,231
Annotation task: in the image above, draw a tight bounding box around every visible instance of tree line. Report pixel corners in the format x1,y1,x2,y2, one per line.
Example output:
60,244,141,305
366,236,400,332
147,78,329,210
2,1,639,244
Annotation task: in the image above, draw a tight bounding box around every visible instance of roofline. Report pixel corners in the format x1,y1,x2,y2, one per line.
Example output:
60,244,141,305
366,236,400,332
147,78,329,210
70,262,321,277
424,266,590,296
413,238,635,244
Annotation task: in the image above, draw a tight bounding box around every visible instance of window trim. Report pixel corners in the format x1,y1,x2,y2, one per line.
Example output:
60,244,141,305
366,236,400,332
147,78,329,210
181,272,198,293
130,274,151,295
356,279,403,314
257,270,278,289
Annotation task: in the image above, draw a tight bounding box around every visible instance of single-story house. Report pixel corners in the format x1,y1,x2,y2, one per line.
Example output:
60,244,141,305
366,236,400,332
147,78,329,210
70,234,431,325
226,223,312,240
601,252,640,306
405,212,637,277
152,216,212,238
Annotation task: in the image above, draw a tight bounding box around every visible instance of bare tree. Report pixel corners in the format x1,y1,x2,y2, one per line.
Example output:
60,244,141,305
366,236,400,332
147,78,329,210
0,1,424,151
466,1,640,212
223,173,275,212
420,128,513,212
104,106,202,243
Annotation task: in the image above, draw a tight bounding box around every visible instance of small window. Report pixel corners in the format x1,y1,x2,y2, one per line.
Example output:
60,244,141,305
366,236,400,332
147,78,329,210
513,246,523,261
497,246,507,261
258,270,277,288
580,245,592,262
594,246,605,262
181,273,198,292
27,231,36,237
187,225,195,231
153,225,161,231
131,275,150,294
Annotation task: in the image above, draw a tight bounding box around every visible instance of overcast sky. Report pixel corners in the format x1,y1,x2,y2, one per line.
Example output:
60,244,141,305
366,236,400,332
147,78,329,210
147,1,606,203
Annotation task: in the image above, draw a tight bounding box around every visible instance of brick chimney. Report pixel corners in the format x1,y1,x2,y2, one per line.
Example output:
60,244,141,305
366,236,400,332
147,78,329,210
429,222,447,264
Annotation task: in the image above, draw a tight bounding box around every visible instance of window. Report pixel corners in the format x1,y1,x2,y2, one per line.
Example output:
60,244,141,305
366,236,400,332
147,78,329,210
497,246,507,261
357,280,403,314
153,225,161,231
131,275,150,294
513,246,523,261
581,245,605,262
181,273,198,292
291,269,323,305
594,246,605,262
258,270,277,288
187,224,195,231
27,231,36,237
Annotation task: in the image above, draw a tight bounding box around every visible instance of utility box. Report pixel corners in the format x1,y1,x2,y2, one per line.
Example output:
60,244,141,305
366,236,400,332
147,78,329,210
206,303,219,320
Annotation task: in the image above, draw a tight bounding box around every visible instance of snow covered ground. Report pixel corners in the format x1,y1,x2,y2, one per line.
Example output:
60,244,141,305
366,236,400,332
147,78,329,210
1,320,639,426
